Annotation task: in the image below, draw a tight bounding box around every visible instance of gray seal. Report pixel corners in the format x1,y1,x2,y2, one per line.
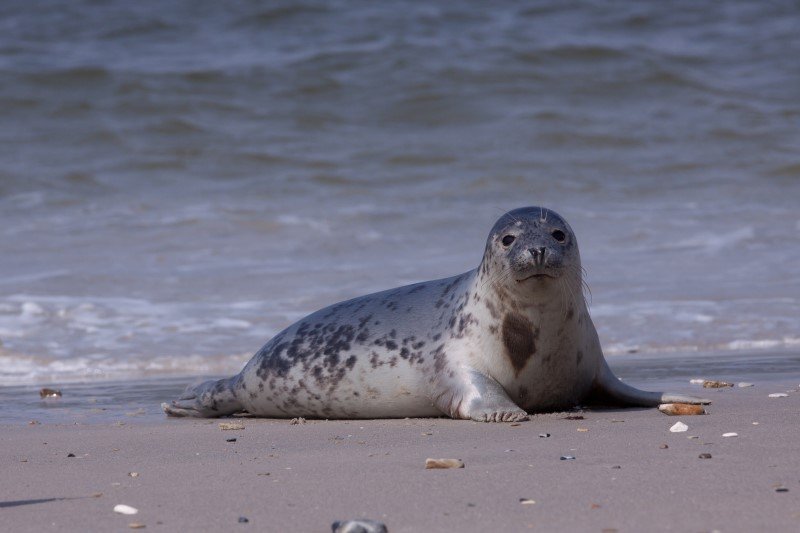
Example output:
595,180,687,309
163,206,708,421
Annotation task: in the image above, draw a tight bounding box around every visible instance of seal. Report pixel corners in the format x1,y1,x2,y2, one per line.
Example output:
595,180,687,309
163,206,709,421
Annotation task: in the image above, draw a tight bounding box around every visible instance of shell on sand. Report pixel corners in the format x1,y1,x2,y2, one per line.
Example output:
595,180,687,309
658,403,706,416
425,458,464,469
702,380,733,388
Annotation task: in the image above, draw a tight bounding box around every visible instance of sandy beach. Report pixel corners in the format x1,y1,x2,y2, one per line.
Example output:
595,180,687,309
3,380,799,532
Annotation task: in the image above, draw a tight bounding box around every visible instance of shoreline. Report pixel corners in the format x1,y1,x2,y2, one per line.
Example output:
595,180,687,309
3,378,800,531
2,349,798,425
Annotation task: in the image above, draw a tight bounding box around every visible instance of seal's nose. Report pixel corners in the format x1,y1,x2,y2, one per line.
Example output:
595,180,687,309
529,247,546,266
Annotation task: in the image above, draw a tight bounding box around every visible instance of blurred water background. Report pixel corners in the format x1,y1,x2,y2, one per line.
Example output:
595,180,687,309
1,0,798,415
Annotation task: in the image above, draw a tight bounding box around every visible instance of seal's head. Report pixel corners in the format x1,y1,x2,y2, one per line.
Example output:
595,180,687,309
480,207,581,294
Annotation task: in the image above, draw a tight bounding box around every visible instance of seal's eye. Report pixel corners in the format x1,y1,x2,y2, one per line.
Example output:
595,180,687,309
551,230,566,243
501,235,516,246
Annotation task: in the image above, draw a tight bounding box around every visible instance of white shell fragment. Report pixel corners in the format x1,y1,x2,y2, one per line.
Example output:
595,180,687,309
669,422,689,433
737,382,754,388
768,393,788,398
519,498,536,505
332,519,388,533
689,379,706,384
722,432,738,437
113,504,139,515
425,458,464,469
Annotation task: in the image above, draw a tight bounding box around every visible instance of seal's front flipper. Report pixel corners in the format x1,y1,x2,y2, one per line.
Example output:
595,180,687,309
162,376,245,418
588,360,711,407
433,368,529,423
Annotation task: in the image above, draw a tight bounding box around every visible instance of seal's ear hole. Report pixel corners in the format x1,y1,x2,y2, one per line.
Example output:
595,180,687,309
551,230,566,243
501,235,516,246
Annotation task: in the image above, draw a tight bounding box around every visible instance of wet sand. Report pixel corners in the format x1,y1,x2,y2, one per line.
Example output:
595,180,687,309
2,382,799,532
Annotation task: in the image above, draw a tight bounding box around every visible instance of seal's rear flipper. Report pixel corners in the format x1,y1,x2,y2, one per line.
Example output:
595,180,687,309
163,376,244,418
587,360,711,407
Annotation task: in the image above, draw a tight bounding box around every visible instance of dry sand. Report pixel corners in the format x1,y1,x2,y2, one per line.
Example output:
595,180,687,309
3,382,800,532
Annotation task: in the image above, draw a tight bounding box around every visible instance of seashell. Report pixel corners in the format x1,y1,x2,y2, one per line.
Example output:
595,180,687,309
425,458,464,469
702,380,733,388
669,421,689,433
113,504,138,515
658,403,706,416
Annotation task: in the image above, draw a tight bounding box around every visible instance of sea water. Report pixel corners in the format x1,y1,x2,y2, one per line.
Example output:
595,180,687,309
1,1,798,421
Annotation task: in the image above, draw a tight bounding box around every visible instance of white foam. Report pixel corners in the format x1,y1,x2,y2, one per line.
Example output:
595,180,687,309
664,226,755,253
726,339,783,350
0,349,251,386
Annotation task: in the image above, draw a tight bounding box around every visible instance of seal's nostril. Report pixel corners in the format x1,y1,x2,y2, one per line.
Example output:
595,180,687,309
529,247,547,265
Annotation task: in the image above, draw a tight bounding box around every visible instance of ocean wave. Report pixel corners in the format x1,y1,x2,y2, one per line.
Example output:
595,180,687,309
232,3,331,28
0,349,250,386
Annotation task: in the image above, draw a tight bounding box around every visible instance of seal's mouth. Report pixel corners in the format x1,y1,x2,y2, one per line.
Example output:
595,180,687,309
516,273,554,282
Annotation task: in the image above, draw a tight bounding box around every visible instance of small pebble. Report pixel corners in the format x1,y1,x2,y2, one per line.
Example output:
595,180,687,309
768,393,788,398
538,433,550,438
669,422,688,433
775,487,789,493
114,504,139,515
128,523,145,530
577,428,589,432
425,458,464,469
226,438,237,443
560,455,576,461
91,492,103,498
611,465,621,469
238,517,249,523
699,453,712,459
689,379,706,384
509,423,521,427
331,519,388,533
67,453,76,458
563,415,585,420
39,388,62,399
722,432,738,438
519,498,536,505
219,422,245,431
128,472,139,478
737,382,754,388
687,435,700,439
703,380,733,388
659,444,669,449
